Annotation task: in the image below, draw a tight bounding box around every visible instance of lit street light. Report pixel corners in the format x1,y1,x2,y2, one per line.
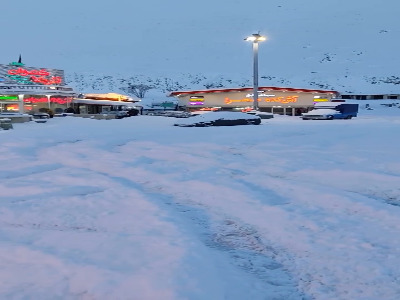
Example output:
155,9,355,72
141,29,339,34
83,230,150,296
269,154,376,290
245,33,266,111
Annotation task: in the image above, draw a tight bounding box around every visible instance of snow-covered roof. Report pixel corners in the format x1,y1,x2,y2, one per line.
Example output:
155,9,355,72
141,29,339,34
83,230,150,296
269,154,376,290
314,102,342,108
83,93,139,102
303,108,339,115
73,98,131,106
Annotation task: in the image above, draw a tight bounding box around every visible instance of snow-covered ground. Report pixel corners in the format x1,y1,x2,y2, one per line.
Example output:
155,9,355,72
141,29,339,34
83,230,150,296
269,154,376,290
1,101,400,299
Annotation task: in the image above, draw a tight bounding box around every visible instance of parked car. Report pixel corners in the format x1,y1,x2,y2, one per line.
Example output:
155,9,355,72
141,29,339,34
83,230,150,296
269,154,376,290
0,118,13,130
100,111,129,119
38,108,54,118
302,102,359,120
245,110,274,119
32,112,50,123
126,108,140,116
174,111,261,127
155,111,192,118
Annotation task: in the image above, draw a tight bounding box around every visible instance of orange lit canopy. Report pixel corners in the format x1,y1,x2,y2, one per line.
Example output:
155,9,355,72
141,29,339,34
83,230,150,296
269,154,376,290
83,93,134,102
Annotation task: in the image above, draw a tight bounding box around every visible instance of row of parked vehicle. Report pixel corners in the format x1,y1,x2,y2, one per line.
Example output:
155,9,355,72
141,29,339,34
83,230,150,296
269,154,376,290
146,111,192,118
145,110,264,127
99,108,140,119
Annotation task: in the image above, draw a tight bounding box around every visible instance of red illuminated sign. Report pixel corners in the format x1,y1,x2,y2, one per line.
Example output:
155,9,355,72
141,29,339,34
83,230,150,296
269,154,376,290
29,76,62,85
24,97,71,104
7,67,62,85
8,68,50,76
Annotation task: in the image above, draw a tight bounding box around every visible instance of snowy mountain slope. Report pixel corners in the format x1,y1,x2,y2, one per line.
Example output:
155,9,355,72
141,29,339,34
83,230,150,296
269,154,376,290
2,0,400,94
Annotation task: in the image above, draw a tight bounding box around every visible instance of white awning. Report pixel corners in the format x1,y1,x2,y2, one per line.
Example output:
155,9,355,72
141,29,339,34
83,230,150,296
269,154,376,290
72,98,133,106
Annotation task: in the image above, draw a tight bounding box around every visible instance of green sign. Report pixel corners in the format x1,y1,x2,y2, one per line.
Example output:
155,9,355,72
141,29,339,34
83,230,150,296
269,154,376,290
6,75,32,84
0,95,19,101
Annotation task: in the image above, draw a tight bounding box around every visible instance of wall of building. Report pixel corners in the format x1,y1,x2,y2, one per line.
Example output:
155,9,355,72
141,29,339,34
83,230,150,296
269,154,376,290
0,92,75,114
176,90,336,115
0,62,76,114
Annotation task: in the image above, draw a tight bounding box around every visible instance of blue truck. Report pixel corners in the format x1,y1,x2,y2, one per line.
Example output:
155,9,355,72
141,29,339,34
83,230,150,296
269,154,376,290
301,101,359,120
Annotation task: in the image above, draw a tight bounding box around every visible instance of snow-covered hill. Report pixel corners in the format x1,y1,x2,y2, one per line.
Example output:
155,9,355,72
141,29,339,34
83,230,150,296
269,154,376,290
2,0,400,95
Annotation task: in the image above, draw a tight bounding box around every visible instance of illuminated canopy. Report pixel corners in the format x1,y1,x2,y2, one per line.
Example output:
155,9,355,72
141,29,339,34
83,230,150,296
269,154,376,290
73,99,131,106
83,93,137,102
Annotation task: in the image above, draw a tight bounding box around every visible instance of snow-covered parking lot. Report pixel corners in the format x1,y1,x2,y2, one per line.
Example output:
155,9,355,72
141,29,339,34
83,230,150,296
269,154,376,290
1,102,400,299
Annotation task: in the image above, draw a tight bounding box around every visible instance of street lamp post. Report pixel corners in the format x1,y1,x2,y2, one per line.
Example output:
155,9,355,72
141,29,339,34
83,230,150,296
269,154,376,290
46,94,52,109
245,33,266,111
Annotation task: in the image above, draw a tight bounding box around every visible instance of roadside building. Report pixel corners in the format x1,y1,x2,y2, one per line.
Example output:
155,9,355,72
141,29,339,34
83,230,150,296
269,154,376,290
0,60,76,114
169,86,339,115
72,93,140,114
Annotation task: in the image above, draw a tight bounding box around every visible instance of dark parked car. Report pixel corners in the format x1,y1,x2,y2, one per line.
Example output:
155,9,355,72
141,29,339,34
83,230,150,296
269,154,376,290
32,112,50,123
126,108,140,116
174,111,261,127
100,111,129,119
149,111,192,118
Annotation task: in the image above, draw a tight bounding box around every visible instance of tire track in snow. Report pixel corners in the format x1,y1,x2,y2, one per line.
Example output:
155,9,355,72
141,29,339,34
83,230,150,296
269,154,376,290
84,170,306,300
228,170,400,299
120,145,400,300
28,138,400,299
38,141,307,298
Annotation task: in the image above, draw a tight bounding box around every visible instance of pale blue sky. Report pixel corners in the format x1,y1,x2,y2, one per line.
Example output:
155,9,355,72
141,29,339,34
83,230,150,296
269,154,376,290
2,0,399,91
